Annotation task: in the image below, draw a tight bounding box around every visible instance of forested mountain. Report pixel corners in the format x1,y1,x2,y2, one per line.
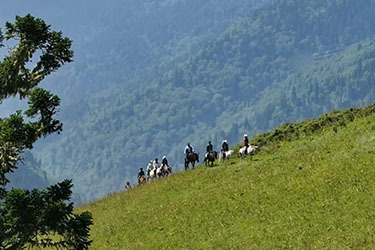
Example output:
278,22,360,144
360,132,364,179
0,0,270,102
7,151,50,190
3,0,375,202
1,0,270,201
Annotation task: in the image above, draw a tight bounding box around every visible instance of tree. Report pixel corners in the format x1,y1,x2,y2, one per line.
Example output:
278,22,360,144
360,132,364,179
0,15,92,249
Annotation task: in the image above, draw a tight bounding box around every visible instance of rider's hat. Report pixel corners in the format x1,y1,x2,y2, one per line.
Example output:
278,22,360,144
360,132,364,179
162,156,166,159
244,134,248,137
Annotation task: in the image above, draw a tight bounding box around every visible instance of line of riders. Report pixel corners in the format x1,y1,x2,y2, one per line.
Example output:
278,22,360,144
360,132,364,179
135,156,172,185
132,134,255,186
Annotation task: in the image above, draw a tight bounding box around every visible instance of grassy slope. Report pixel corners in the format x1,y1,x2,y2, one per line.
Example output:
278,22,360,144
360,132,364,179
78,105,375,249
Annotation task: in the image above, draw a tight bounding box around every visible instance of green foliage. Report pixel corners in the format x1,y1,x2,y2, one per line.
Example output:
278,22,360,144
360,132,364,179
80,104,375,249
0,15,92,250
0,14,72,99
3,180,92,250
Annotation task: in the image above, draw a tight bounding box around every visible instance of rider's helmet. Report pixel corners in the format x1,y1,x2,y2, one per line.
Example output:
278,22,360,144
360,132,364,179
140,168,143,170
244,134,248,137
162,156,166,159
155,158,158,162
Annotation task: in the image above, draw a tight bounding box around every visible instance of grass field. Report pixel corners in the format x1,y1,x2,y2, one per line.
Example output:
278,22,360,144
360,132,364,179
76,105,375,249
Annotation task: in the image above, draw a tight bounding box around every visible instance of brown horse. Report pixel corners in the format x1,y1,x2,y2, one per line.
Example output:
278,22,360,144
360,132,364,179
161,164,172,177
185,152,199,170
205,151,217,167
138,176,146,186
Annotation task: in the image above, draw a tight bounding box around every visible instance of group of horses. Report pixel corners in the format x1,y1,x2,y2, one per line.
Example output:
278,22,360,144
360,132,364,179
138,160,172,185
202,150,234,167
138,145,259,185
185,144,257,168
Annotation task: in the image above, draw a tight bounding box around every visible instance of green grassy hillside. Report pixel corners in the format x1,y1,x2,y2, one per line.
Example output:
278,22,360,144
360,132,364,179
79,105,375,249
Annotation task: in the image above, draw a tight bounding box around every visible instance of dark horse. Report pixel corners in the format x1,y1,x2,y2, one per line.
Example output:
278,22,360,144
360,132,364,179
205,151,217,167
185,152,199,170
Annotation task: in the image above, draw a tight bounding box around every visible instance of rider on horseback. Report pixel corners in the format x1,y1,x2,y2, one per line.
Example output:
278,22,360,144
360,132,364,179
162,156,172,175
137,168,145,181
243,134,249,155
153,158,160,167
221,140,229,159
147,160,153,177
162,156,169,167
206,141,213,153
205,141,213,160
221,140,229,152
185,142,194,155
125,182,132,190
185,142,194,161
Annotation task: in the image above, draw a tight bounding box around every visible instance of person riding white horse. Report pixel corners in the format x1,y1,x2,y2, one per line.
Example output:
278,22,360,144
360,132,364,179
243,134,249,155
153,158,163,178
153,158,160,169
220,140,229,160
147,160,153,179
239,145,258,159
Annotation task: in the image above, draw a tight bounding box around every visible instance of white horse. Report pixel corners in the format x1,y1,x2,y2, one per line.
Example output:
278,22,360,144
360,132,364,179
239,145,258,160
147,161,156,180
219,150,234,161
152,160,162,179
156,165,163,178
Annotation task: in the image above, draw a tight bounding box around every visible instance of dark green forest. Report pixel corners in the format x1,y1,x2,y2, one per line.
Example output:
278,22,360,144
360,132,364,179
3,0,375,202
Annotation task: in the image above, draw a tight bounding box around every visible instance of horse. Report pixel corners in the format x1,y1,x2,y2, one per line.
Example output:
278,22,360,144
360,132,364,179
205,151,217,167
161,164,172,177
138,176,146,186
239,145,258,160
147,162,156,180
185,152,199,170
219,150,233,161
155,167,163,179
